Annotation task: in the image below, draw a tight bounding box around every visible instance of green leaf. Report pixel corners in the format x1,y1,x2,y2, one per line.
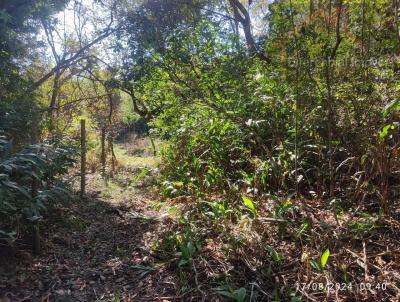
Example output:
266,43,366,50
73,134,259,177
0,230,16,241
129,168,149,187
26,215,42,222
383,99,400,117
310,259,321,272
217,290,237,300
290,294,303,302
172,181,184,188
234,288,246,302
320,248,330,269
360,154,368,166
379,124,395,140
1,200,17,211
215,287,246,302
178,259,188,267
268,247,283,264
1,181,31,199
242,196,256,216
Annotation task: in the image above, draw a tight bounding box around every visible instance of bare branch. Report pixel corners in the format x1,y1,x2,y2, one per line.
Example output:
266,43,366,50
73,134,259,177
31,27,117,90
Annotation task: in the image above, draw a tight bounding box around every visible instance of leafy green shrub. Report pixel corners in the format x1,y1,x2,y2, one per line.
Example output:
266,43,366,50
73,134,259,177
0,138,77,243
159,114,250,196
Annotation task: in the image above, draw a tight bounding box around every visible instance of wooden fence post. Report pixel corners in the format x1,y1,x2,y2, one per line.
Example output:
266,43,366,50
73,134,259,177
101,127,106,176
150,135,157,157
108,135,116,178
80,119,86,198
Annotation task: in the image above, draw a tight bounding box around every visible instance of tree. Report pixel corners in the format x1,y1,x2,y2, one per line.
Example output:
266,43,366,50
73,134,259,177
0,0,68,146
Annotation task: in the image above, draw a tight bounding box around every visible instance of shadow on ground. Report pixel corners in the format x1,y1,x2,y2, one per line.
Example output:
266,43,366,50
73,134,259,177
0,186,177,302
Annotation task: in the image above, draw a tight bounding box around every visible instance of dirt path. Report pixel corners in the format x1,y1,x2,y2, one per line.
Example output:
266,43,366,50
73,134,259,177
0,180,175,302
0,141,181,302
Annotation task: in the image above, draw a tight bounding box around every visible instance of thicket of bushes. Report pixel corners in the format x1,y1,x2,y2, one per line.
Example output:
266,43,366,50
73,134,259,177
125,2,400,214
0,137,76,244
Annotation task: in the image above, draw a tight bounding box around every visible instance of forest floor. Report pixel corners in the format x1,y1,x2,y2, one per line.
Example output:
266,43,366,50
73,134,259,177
1,136,400,302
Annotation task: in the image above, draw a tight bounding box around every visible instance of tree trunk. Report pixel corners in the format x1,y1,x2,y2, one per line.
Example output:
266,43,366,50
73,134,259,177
395,0,400,53
310,0,314,20
229,0,269,62
49,70,61,133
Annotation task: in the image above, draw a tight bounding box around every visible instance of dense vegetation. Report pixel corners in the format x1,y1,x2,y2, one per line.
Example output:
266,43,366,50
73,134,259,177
1,0,399,301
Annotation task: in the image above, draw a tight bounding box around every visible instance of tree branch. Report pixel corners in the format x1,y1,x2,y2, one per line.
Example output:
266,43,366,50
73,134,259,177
30,27,117,90
229,0,269,62
330,0,343,60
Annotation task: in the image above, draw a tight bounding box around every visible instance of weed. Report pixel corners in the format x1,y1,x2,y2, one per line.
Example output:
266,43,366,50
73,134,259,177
242,196,257,217
215,285,246,302
310,248,331,272
204,200,232,220
58,215,87,231
177,240,196,267
348,215,377,238
268,246,283,265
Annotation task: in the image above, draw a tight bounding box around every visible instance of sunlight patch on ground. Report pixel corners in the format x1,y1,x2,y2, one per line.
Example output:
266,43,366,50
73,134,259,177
114,143,160,169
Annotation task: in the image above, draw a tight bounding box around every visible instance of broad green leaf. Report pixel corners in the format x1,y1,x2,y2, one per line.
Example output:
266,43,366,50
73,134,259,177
0,173,9,180
2,181,30,199
320,248,330,269
1,200,16,211
242,196,256,216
